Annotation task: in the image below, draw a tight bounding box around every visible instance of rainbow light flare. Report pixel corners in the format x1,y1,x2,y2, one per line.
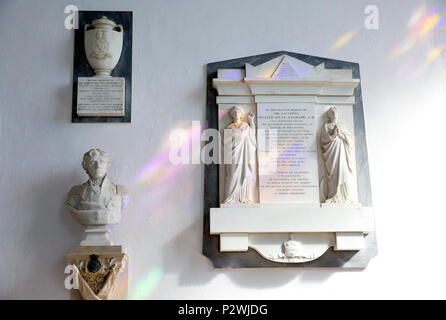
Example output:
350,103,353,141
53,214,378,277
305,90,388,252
329,30,356,52
129,267,163,299
132,122,202,187
219,108,229,120
128,122,200,225
127,122,202,298
438,16,446,29
417,45,444,74
390,5,445,59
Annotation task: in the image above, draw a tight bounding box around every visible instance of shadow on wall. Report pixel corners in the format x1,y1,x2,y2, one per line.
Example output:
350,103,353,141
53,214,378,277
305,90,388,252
54,168,86,298
54,31,74,123
162,217,361,293
58,168,86,242
162,218,217,287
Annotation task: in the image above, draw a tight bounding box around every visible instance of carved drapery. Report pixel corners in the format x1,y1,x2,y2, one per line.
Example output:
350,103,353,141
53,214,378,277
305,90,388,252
66,254,127,300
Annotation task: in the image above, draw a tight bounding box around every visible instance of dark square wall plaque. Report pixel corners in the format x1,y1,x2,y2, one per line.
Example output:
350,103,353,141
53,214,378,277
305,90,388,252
71,11,132,123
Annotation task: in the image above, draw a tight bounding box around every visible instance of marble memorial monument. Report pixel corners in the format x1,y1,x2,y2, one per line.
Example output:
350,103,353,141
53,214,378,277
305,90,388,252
65,149,129,300
203,52,376,268
77,16,125,117
72,11,132,123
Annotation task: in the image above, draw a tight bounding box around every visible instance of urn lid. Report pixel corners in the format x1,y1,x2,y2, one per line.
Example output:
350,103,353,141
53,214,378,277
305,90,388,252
90,16,117,28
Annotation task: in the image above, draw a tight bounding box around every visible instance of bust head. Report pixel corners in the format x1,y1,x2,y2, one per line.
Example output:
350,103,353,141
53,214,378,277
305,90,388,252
82,149,110,180
229,105,245,123
327,107,339,123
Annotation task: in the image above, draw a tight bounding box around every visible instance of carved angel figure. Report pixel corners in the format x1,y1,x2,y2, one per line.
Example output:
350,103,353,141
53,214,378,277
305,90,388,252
222,106,257,204
320,107,354,204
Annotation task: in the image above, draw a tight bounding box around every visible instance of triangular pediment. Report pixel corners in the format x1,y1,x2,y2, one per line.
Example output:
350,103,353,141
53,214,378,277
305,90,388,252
246,54,319,79
272,55,317,78
272,55,301,77
245,55,284,78
244,54,356,81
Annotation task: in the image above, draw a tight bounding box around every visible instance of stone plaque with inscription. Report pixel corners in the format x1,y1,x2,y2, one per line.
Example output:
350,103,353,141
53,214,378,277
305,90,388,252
257,103,318,204
77,77,125,116
204,51,377,269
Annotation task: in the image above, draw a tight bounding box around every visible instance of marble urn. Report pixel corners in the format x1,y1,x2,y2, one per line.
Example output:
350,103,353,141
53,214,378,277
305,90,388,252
84,16,123,77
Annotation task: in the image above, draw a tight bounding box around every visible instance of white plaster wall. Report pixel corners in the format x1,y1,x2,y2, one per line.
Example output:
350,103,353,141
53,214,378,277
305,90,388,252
0,0,445,299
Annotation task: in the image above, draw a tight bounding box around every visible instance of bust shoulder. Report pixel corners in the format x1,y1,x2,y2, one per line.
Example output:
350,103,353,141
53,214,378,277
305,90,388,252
115,184,128,196
67,184,86,208
68,184,83,196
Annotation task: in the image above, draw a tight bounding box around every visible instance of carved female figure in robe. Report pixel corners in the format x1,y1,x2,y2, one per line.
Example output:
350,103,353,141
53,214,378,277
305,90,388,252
222,105,257,204
320,107,354,204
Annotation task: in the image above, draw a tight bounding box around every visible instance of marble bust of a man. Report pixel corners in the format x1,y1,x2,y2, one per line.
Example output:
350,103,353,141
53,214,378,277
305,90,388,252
67,149,128,246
